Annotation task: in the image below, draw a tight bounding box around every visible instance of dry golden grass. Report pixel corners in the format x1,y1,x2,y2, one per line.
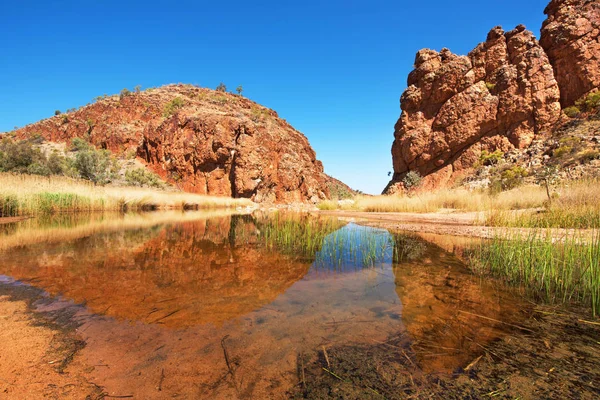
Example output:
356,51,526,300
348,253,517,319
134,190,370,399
0,173,254,216
320,185,549,213
485,180,600,228
318,180,600,229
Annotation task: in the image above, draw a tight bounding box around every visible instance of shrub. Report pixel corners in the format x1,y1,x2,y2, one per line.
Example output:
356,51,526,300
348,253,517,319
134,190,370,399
125,168,163,188
402,171,422,190
134,85,141,93
69,146,118,185
236,85,243,95
563,106,581,118
120,88,131,99
0,137,66,176
575,90,600,112
54,110,62,116
491,165,528,193
577,148,600,163
485,82,496,91
70,137,92,152
479,149,503,166
163,97,185,117
216,82,227,92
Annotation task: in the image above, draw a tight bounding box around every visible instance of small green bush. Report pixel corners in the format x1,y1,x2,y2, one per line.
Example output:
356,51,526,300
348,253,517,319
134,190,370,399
577,148,600,163
575,91,600,112
485,82,496,91
70,137,91,152
54,110,62,116
125,168,163,188
120,88,131,99
479,149,504,166
563,106,581,118
236,85,243,95
163,97,185,117
69,146,118,185
216,82,227,92
402,171,423,190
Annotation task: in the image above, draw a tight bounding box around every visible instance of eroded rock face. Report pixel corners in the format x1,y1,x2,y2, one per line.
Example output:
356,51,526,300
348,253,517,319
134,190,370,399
385,26,561,193
15,85,328,203
541,0,600,107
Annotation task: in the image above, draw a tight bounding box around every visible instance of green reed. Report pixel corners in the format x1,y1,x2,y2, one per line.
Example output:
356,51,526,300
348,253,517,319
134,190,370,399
471,230,600,316
256,214,395,269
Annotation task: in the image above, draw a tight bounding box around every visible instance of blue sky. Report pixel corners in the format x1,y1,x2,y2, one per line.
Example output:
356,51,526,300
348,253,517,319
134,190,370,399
1,0,550,194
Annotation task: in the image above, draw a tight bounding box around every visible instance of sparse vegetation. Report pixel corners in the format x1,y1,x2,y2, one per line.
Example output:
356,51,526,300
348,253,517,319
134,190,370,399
54,110,62,116
236,85,243,95
216,82,227,92
485,82,496,91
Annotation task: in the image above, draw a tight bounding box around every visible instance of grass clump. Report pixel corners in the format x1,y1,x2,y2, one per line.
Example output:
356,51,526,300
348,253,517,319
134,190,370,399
471,230,600,316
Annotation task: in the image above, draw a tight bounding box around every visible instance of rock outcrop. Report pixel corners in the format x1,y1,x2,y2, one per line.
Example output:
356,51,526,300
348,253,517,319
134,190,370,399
540,0,600,107
15,85,329,203
385,26,562,193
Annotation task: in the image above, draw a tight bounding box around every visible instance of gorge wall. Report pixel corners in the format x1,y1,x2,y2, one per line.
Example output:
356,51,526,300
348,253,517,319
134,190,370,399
14,85,330,203
385,0,599,193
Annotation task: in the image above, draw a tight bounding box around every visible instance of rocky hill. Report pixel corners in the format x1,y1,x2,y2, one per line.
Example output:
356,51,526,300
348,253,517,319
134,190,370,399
13,85,330,203
385,0,599,193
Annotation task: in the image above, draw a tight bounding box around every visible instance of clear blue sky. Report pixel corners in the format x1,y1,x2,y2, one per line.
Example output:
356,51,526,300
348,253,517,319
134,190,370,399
1,0,550,194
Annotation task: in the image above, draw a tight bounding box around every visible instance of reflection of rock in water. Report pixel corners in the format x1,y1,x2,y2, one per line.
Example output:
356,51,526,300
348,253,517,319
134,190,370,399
0,215,311,328
392,233,525,373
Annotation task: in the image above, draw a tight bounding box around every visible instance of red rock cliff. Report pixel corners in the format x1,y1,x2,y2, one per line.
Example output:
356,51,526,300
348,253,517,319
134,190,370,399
385,26,561,193
15,85,329,203
540,0,600,107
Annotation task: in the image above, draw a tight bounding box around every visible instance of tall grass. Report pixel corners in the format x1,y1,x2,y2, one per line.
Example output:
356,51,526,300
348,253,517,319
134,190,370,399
319,185,549,213
255,214,395,268
485,180,600,228
318,180,600,229
471,230,600,316
0,173,254,216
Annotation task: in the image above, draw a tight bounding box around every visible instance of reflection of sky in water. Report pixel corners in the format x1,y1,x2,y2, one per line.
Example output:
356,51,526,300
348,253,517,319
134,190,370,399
290,223,401,317
311,223,394,272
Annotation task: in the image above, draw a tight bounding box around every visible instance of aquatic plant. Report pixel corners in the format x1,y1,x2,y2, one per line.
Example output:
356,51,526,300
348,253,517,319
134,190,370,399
471,230,600,316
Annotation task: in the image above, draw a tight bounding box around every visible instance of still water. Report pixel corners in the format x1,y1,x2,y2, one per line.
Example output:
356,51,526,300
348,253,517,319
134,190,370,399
0,212,525,398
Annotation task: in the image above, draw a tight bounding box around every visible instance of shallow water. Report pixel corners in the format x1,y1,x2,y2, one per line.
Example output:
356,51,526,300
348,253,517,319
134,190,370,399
0,212,527,398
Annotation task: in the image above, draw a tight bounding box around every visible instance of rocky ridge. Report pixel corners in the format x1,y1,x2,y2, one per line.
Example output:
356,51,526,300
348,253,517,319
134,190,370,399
385,0,599,193
540,0,600,107
14,85,330,203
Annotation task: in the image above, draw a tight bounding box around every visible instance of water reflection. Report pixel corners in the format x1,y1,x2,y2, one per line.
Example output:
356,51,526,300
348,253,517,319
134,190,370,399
0,212,527,398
